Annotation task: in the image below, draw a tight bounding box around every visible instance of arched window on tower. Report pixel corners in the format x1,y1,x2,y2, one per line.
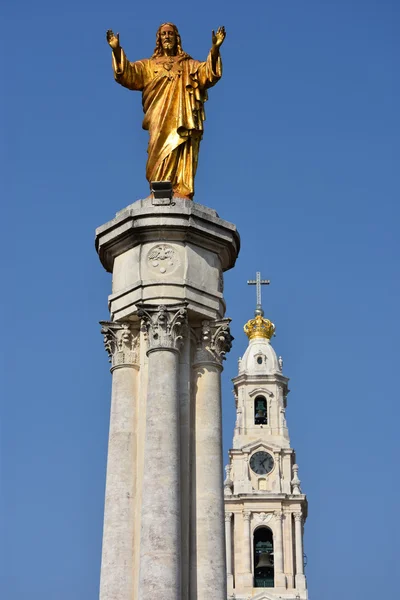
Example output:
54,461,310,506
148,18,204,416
254,396,268,425
254,527,274,588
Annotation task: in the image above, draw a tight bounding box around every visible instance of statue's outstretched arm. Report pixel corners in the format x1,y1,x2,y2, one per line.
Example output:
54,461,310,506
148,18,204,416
106,30,122,67
210,26,226,68
196,26,225,89
106,29,144,91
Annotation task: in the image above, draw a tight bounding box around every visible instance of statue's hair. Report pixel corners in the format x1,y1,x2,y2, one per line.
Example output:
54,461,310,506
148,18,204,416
152,22,191,59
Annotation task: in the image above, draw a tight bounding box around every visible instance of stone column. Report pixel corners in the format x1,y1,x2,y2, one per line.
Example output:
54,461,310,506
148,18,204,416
179,336,191,600
192,319,232,600
242,510,252,576
99,321,140,600
294,512,306,591
273,511,286,588
283,509,294,588
138,304,187,600
225,512,233,591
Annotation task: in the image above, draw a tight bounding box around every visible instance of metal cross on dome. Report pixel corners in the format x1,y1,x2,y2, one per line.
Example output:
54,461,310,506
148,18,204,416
247,271,270,315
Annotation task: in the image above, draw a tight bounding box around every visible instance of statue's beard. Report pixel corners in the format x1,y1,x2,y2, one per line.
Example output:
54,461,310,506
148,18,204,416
162,42,176,55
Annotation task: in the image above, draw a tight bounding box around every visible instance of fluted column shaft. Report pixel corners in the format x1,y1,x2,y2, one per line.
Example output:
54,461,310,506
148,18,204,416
294,512,306,590
225,512,234,593
294,513,304,575
192,319,232,600
243,511,252,574
225,513,233,576
99,322,139,600
274,512,286,587
138,305,187,600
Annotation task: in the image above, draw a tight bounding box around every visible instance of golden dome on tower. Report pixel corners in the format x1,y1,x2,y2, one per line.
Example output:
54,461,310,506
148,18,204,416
244,314,275,340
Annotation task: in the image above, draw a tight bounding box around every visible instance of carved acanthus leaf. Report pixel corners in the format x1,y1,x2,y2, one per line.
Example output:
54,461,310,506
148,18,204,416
194,318,233,365
293,511,303,523
100,321,139,368
225,512,233,522
139,304,187,352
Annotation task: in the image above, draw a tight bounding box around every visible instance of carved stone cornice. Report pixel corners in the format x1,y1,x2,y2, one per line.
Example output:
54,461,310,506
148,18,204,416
138,304,187,354
100,321,139,370
193,319,233,366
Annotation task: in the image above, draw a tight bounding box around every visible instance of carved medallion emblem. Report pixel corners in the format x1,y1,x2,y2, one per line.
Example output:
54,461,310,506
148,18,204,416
254,512,273,524
147,244,179,275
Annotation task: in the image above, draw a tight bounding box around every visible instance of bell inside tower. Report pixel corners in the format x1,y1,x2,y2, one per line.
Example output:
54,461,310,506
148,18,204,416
254,396,268,424
254,527,274,588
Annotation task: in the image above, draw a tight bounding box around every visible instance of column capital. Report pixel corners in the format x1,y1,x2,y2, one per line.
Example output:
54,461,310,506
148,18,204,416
100,321,140,370
193,319,233,367
225,512,233,522
293,511,303,523
274,510,284,522
138,304,188,354
243,510,251,522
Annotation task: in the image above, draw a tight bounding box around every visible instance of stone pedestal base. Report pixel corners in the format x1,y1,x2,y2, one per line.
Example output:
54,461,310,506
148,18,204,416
275,572,287,588
238,572,254,591
295,573,307,590
285,574,294,588
227,573,234,593
96,197,240,323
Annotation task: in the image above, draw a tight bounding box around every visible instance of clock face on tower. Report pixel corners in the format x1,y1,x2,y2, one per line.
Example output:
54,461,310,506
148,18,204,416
249,451,274,475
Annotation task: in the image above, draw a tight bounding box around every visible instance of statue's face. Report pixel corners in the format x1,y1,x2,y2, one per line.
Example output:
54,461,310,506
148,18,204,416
160,25,177,53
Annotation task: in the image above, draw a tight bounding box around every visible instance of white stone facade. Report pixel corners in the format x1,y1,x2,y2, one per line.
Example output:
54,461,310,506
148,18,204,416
96,198,240,600
224,332,308,600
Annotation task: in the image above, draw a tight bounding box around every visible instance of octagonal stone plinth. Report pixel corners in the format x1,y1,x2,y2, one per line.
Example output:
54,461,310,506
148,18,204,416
95,198,240,322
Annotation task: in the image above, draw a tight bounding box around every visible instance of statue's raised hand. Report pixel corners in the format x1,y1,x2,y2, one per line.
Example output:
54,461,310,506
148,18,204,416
106,29,120,50
212,26,226,48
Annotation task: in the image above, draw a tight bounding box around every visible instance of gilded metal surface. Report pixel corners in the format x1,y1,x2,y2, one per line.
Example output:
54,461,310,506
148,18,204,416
244,315,276,340
106,23,226,199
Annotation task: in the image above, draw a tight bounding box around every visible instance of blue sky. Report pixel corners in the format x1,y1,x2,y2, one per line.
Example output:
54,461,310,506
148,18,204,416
1,0,399,598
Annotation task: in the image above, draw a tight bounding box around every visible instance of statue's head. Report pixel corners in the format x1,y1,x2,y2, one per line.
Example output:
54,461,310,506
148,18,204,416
152,23,191,58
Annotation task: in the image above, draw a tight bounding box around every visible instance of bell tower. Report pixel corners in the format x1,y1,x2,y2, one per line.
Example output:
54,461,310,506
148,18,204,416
224,273,308,600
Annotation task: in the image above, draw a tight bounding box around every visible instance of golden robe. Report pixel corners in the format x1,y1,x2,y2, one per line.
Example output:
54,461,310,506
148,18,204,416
112,50,222,198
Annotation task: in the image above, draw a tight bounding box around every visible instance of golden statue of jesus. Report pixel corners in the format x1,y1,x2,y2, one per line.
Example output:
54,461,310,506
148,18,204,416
107,23,226,199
